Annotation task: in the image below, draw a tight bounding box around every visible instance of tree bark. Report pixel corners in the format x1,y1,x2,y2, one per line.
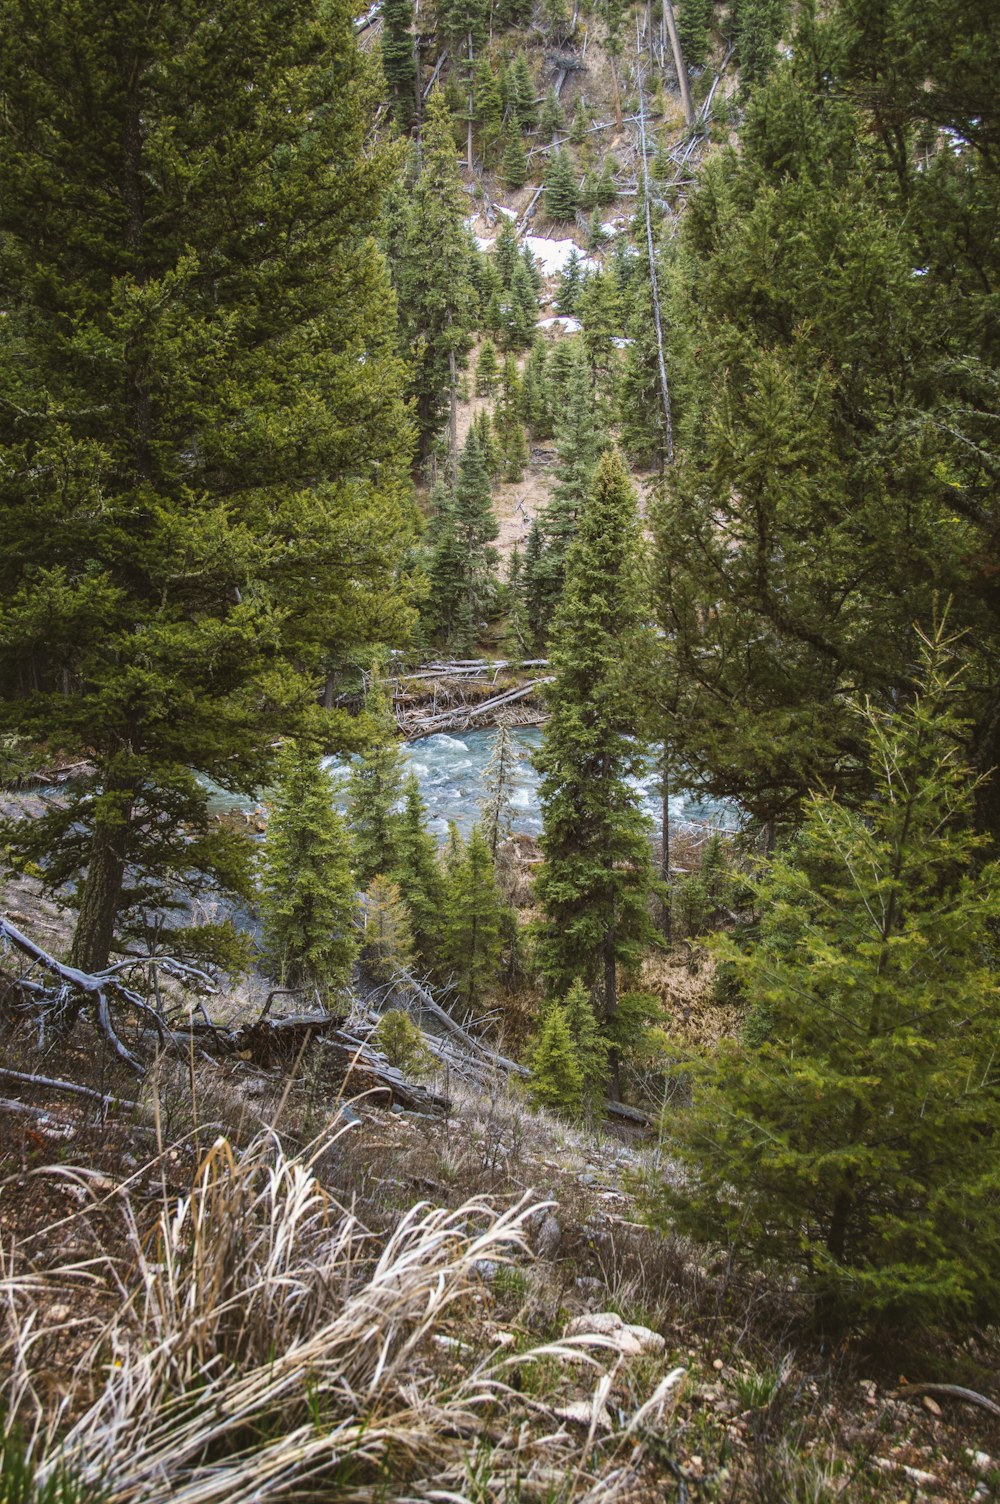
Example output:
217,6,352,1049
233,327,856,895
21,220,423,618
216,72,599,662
662,0,695,128
603,928,622,1101
69,783,135,976
448,344,459,481
660,740,672,941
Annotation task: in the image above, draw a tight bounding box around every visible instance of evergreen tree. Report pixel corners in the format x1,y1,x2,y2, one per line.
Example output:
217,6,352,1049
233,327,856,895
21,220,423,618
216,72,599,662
392,773,447,969
523,518,551,653
381,0,418,129
426,490,474,649
389,89,477,463
474,54,505,164
527,1001,585,1116
452,426,501,620
596,157,618,206
577,268,622,382
555,250,586,316
539,87,565,140
731,0,788,95
479,720,522,861
473,407,502,478
506,256,540,350
660,627,1000,1328
501,127,529,190
543,148,578,220
438,0,490,167
0,0,415,972
578,169,600,213
523,338,554,438
346,677,406,885
441,824,504,1013
537,343,607,622
569,96,590,144
259,744,358,1003
492,215,522,288
534,451,657,1096
509,53,537,128
562,977,609,1112
494,356,529,481
678,0,713,69
475,337,501,396
361,876,415,980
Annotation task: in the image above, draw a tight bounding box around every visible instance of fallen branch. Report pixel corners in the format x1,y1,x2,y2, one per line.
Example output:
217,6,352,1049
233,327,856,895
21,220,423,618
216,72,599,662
891,1383,1000,1419
0,1067,138,1113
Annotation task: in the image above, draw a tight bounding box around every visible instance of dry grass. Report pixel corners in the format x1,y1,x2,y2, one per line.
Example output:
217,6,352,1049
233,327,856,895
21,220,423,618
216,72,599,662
1,1125,686,1503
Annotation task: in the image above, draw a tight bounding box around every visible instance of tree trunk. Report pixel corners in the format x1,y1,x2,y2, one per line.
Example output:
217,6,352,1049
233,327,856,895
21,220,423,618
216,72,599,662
609,55,623,130
660,740,672,941
448,345,459,480
69,784,135,976
603,928,622,1101
662,0,695,128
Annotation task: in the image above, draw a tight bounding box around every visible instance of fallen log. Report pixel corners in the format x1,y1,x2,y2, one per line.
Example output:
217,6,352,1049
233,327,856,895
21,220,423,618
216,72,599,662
891,1383,1000,1420
0,1067,138,1113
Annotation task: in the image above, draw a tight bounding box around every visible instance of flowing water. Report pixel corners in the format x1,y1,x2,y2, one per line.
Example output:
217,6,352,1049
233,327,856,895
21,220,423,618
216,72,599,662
211,726,734,836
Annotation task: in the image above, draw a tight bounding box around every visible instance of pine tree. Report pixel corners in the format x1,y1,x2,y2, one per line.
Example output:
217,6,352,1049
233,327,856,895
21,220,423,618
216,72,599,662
479,720,522,861
392,773,447,969
452,426,501,621
426,490,474,649
578,170,600,213
475,337,501,396
389,89,477,464
527,1001,585,1116
596,157,618,206
493,215,522,288
0,0,415,972
523,518,551,653
381,0,418,129
562,978,609,1112
543,148,578,220
677,0,713,68
660,626,1000,1328
361,876,415,980
474,54,505,164
441,824,504,1014
577,268,622,382
731,0,788,96
506,256,540,350
509,53,537,129
539,87,565,140
259,744,358,1003
569,96,590,144
523,338,554,438
537,342,607,623
501,128,529,190
438,0,489,167
534,451,657,1096
346,677,406,886
473,407,502,477
494,356,529,481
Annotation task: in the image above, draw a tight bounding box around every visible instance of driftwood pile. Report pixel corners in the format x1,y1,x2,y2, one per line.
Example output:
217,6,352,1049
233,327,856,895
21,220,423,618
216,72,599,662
389,659,552,739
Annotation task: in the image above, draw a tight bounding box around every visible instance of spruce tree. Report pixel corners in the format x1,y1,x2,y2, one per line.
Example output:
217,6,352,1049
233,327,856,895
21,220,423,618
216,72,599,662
502,128,529,191
509,53,537,129
523,338,554,439
569,96,590,144
441,824,504,1014
534,451,657,1096
392,774,447,969
260,745,357,1003
539,88,565,140
389,89,477,463
527,1002,585,1116
677,0,713,68
346,677,406,886
474,54,505,164
506,256,540,350
661,627,1000,1328
523,518,551,653
562,978,609,1113
0,0,414,972
361,876,415,980
452,426,501,622
537,343,607,623
493,216,522,289
543,148,579,220
479,720,522,861
381,0,418,129
494,356,529,481
475,337,501,396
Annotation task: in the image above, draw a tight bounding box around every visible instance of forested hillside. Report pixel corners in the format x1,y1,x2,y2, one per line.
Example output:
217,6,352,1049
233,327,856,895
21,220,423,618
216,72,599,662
2,0,1000,1499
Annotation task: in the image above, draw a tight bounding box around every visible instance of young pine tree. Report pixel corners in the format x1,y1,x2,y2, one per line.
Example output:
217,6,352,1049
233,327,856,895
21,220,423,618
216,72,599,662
535,342,607,629
475,337,501,396
441,824,505,1014
502,128,529,191
361,876,415,980
543,148,579,220
346,676,406,885
562,978,609,1113
527,1001,585,1116
539,87,565,140
534,451,657,1097
661,626,1000,1329
380,0,418,129
0,0,415,973
479,720,522,862
392,774,446,969
259,745,357,1004
452,426,501,622
569,96,590,144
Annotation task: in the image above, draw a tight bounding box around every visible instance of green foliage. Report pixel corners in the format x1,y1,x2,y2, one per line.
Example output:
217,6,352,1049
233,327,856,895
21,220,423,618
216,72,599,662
0,0,416,972
501,127,528,190
372,1008,434,1077
475,338,500,396
346,677,406,886
508,53,537,129
0,1427,100,1504
440,824,505,1013
494,356,529,482
479,720,522,862
387,89,477,460
562,978,609,1109
535,451,658,1052
259,744,357,1003
526,1000,585,1116
522,338,554,439
392,773,446,967
659,627,1000,1328
543,148,578,220
360,875,415,980
677,0,713,69
474,55,505,164
555,248,588,315
731,0,788,94
539,88,565,139
569,96,590,144
381,0,417,128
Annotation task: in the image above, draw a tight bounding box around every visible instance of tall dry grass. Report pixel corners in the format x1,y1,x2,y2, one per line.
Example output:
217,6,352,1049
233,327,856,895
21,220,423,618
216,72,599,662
2,1125,684,1502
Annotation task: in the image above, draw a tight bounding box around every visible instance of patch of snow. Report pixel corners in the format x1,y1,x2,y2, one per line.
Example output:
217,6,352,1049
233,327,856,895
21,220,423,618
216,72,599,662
523,235,598,277
611,336,633,348
475,236,496,252
496,205,517,219
538,315,583,333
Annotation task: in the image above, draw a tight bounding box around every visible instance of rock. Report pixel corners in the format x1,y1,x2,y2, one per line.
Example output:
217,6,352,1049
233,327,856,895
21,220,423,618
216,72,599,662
471,1259,499,1282
564,1311,665,1355
553,1400,611,1430
535,1213,562,1259
968,1451,993,1478
337,1104,363,1126
575,1276,604,1300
